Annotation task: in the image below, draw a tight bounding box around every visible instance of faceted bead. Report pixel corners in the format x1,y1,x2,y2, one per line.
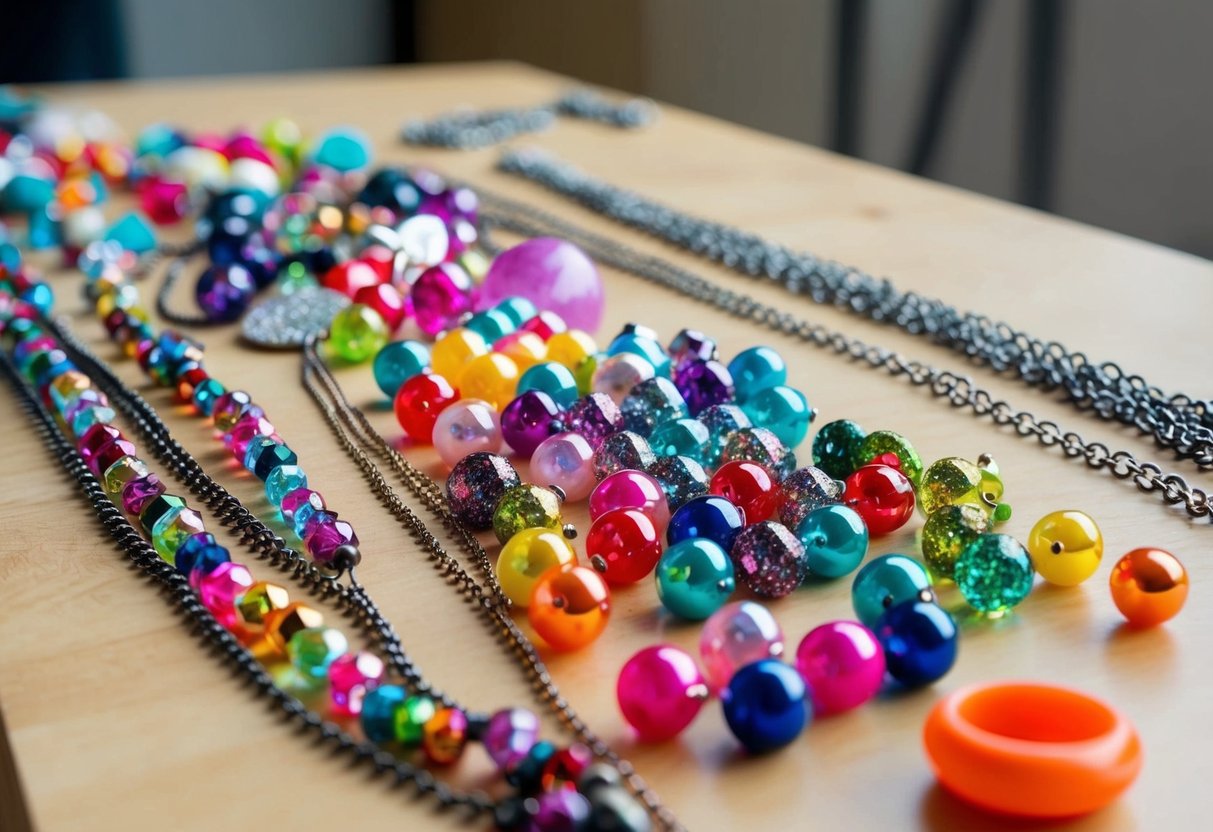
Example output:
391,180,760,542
411,262,473,336
668,328,718,369
648,455,709,512
352,284,408,331
223,412,275,458
152,506,206,564
667,494,745,550
586,508,663,586
727,346,787,401
287,626,349,679
673,359,734,417
263,602,325,652
563,392,624,450
495,527,577,607
811,419,866,480
281,487,325,524
795,621,885,715
1027,510,1103,587
394,372,459,441
77,423,123,471
103,456,150,496
423,708,469,765
265,464,307,506
394,695,437,745
796,504,869,579
778,465,843,530
499,391,561,459
921,504,991,579
211,390,254,432
431,327,489,380
172,532,213,571
530,788,593,831
741,385,813,448
592,431,656,481
479,237,604,333
621,378,688,437
517,361,579,408
89,438,138,477
191,378,225,416
540,743,593,791
698,403,752,468
844,463,916,536
656,538,735,620
709,460,779,524
304,514,358,565
198,562,255,629
244,437,297,480
590,470,671,530
853,430,924,489
491,484,564,545
591,353,655,406
181,544,230,581
1109,547,1188,627
194,264,254,323
530,433,597,503
875,600,958,687
483,707,541,770
457,352,519,411
648,418,710,465
71,405,116,440
721,659,808,753
296,506,336,540
361,684,406,742
528,565,611,652
327,303,389,364
699,600,784,691
446,452,521,530
545,329,598,372
372,340,430,398
852,554,933,628
49,370,91,412
721,427,795,481
954,534,1035,614
328,651,385,717
234,581,291,636
729,520,806,599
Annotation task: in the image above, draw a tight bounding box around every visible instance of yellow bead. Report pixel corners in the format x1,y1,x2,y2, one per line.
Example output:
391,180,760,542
495,528,577,607
545,330,597,370
430,327,489,380
235,581,291,637
1027,510,1103,586
498,331,547,371
457,353,519,410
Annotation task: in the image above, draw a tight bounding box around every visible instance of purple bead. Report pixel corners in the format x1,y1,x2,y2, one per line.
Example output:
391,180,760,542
529,790,592,832
500,391,562,458
730,521,806,599
483,707,540,770
562,393,624,451
778,466,843,529
592,431,656,481
674,359,735,417
478,237,604,333
281,487,326,523
304,514,357,564
121,473,167,515
447,186,479,223
194,264,255,323
668,329,718,368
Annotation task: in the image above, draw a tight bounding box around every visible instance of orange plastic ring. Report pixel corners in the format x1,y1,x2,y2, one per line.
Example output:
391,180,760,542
923,681,1142,818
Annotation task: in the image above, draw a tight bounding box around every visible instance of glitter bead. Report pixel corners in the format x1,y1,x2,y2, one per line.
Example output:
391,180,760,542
921,504,991,579
721,427,795,481
656,538,735,620
621,377,688,437
796,504,869,579
1109,548,1188,627
591,352,655,406
853,430,923,489
875,600,958,687
844,463,915,537
433,398,504,467
328,651,385,717
491,484,564,544
699,600,784,690
265,464,307,507
518,361,580,408
500,391,561,458
479,237,604,333
709,460,779,524
496,527,577,607
648,454,709,511
919,457,984,516
673,358,735,416
287,626,349,680
372,340,430,397
327,303,389,364
446,452,521,530
198,562,255,629
616,645,707,742
234,581,290,636
152,506,206,564
1027,510,1103,586
648,418,710,465
954,534,1035,614
394,371,459,441
668,328,718,368
852,554,933,628
361,684,406,742
667,494,745,550
721,659,808,753
727,346,787,401
796,621,885,715
531,433,597,502
121,472,166,515
730,520,806,598
563,392,624,450
590,470,670,530
484,707,541,769
528,564,611,652
545,329,597,371
431,327,489,380
592,431,656,481
457,352,519,410
423,708,469,765
395,695,437,745
586,508,663,585
411,263,473,336
698,403,752,468
741,385,813,448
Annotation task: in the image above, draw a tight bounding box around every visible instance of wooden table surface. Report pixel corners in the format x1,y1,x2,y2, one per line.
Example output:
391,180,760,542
2,63,1210,831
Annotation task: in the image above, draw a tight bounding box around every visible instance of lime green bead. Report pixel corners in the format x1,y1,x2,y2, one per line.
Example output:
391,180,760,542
920,504,991,579
394,695,437,744
853,430,923,488
286,626,349,680
262,117,304,167
328,303,389,364
573,354,600,396
491,485,564,545
151,507,205,564
919,458,984,515
954,534,1034,614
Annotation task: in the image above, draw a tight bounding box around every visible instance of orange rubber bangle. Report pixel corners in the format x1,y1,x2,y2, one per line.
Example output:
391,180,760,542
923,681,1142,818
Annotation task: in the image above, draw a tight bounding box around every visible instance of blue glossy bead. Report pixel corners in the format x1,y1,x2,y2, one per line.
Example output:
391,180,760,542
667,494,746,551
20,283,53,316
851,554,933,628
361,684,406,742
655,538,735,620
244,436,298,480
173,532,217,574
517,361,580,408
698,404,752,468
293,501,323,539
372,340,430,398
493,296,538,328
721,659,810,753
607,333,671,378
728,346,787,401
312,128,372,172
648,418,710,464
191,378,225,416
796,504,869,579
179,543,231,580
875,600,958,687
266,464,308,506
741,385,813,448
465,309,516,343
621,377,688,437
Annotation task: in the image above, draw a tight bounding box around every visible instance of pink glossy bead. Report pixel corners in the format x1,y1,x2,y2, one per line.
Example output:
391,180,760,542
589,470,670,530
591,353,655,405
519,310,567,341
410,262,473,337
223,411,275,458
698,600,784,691
198,562,255,630
483,707,541,770
531,433,597,502
328,651,385,717
140,178,189,225
795,621,886,716
616,645,707,742
479,237,604,333
432,399,504,468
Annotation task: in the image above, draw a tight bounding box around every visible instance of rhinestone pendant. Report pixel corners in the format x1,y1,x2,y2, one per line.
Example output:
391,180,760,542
241,286,350,349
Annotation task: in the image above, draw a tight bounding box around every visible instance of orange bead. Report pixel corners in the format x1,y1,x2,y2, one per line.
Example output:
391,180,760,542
1109,547,1188,627
422,707,469,765
496,331,547,371
528,564,611,652
262,602,325,652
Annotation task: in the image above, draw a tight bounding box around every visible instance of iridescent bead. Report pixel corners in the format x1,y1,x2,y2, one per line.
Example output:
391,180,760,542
121,472,166,515
411,263,473,336
727,346,787,401
530,433,597,502
483,707,541,769
954,534,1034,614
795,621,885,715
709,460,779,524
103,456,151,496
562,392,624,450
852,554,934,628
174,532,217,572
496,527,577,607
528,564,611,652
491,484,564,544
304,514,359,565
457,352,519,410
328,651,385,717
430,327,489,380
1027,510,1103,586
223,411,275,458
921,504,991,579
740,385,813,448
875,600,958,687
518,361,579,408
152,506,206,564
500,391,561,458
361,684,406,742
648,418,710,465
433,398,504,467
586,507,663,585
698,403,752,468
394,695,437,745
656,538,735,620
531,790,593,831
243,436,297,480
479,238,604,332
1109,547,1188,627
394,372,459,441
262,602,326,656
198,562,255,629
234,581,290,636
372,340,430,397
721,427,795,481
853,430,923,489
423,708,469,765
545,329,597,371
590,470,670,529
211,390,255,432
446,452,521,530
83,432,133,476
592,431,656,481
287,626,348,680
621,377,688,437
667,494,745,550
796,504,869,579
265,464,307,507
281,487,325,525
71,404,116,438
730,520,806,598
194,264,254,322
673,358,734,416
668,328,717,368
327,303,389,364
464,308,515,343
591,352,656,405
721,659,808,753
49,371,91,412
616,645,708,742
699,600,784,690
648,454,709,511
843,463,915,537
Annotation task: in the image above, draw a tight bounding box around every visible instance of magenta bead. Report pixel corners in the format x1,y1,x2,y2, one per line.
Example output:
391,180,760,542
529,789,592,832
224,411,275,458
519,310,567,341
328,651,385,717
616,645,707,742
432,399,504,468
589,470,670,530
478,237,604,333
795,621,885,715
121,473,167,515
530,433,597,502
483,707,541,770
699,600,784,691
410,263,473,337
305,516,358,564
280,487,325,523
198,562,254,629
501,391,562,458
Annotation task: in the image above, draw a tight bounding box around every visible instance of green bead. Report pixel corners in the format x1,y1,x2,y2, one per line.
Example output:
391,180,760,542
394,695,437,744
465,309,515,343
811,419,865,480
648,418,710,464
151,506,204,563
328,303,389,364
954,533,1034,614
103,213,157,254
517,362,579,408
740,385,813,448
920,504,991,579
655,538,735,620
851,554,932,627
140,494,186,536
853,430,924,489
491,484,563,544
312,128,371,173
573,354,600,396
372,340,430,397
919,458,983,515
287,626,349,679
797,504,868,579
494,297,538,327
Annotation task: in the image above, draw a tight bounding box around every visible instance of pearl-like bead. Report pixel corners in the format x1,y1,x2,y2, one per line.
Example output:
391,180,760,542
431,398,503,468
530,432,598,502
699,600,784,691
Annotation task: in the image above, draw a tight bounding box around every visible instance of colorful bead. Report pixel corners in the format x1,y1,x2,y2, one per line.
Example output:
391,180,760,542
303,513,358,565
194,264,254,322
120,472,166,515
265,464,307,506
741,385,813,448
843,463,915,537
262,602,325,653
668,328,718,368
656,538,735,620
721,659,808,753
77,423,122,470
921,504,991,579
139,493,186,536
530,433,598,502
103,456,150,496
730,520,806,598
699,600,784,690
361,684,406,742
479,237,604,333
796,621,885,715
592,353,656,406
544,329,597,371
496,527,578,607
281,487,325,524
287,626,349,680
531,790,593,831
234,581,290,636
528,564,611,652
223,412,275,458
394,695,438,745
621,377,688,437
433,398,504,467
518,361,580,408
497,331,548,372
851,554,933,628
592,431,656,481
211,390,255,432
457,352,519,410
430,327,489,380
198,562,255,629
191,378,225,416
667,494,745,551
607,332,670,379
423,707,469,765
244,437,297,480
490,482,566,543
87,436,137,477
394,372,458,441
352,283,408,331
562,392,624,450
500,391,561,458
875,600,958,687
464,308,515,343
919,457,986,516
411,263,473,336
1109,548,1188,627
709,460,780,524
648,454,710,511
327,303,389,364
590,470,671,530
483,707,541,769
616,645,708,742
954,534,1034,614
721,426,795,481
151,506,206,563
312,127,371,172
853,430,923,489
796,504,869,579
446,452,521,530
1027,510,1103,586
587,508,663,585
673,358,735,416
177,538,230,580
648,418,710,465
727,346,787,401
328,651,385,717
697,404,751,468
372,340,430,397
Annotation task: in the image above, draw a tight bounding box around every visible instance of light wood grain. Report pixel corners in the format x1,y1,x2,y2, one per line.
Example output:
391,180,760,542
2,63,1210,832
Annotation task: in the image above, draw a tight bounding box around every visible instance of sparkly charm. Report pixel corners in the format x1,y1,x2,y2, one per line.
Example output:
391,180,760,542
921,504,991,579
655,538,735,620
795,621,885,715
528,564,611,652
699,600,784,690
446,452,521,530
730,520,806,598
954,534,1035,614
811,419,865,480
851,554,933,628
721,427,796,481
616,645,708,742
721,659,808,753
1109,548,1188,627
698,403,752,468
648,454,709,511
492,484,566,544
777,465,842,530
1027,510,1103,586
240,286,350,348
920,455,1010,520
563,392,624,450
592,430,656,480
852,430,923,489
621,377,689,437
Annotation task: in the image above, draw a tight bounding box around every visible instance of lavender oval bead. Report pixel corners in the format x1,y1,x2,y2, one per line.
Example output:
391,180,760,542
673,358,735,416
778,465,844,530
483,707,541,770
593,430,656,481
560,392,624,450
649,454,709,511
500,390,562,459
620,377,688,437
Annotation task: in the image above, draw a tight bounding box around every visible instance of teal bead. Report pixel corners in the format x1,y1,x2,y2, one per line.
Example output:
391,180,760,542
287,627,349,679
740,385,813,448
372,340,430,397
103,213,157,254
607,333,671,378
655,538,735,620
27,207,58,250
71,405,116,437
2,173,55,211
191,379,225,416
851,554,933,627
362,684,407,742
464,309,515,343
493,296,538,327
244,436,297,480
135,123,184,157
0,241,21,271
517,361,579,408
698,404,752,468
811,419,866,480
648,418,710,464
312,128,371,172
796,504,868,579
621,377,688,437
727,346,787,401
266,464,308,506
954,533,1035,614
21,283,53,316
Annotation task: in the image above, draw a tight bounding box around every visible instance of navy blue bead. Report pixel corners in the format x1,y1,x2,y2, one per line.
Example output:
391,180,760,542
875,600,959,688
181,545,231,579
721,659,809,753
666,494,745,550
173,532,217,575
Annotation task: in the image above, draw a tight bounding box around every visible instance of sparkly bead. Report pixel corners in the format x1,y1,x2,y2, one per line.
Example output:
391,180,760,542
668,328,718,368
78,426,126,473
496,331,547,372
223,412,275,458
591,353,655,405
423,708,469,765
844,463,915,536
243,437,297,480
621,378,688,437
457,352,519,410
954,534,1034,614
607,332,670,378
447,452,521,529
530,790,593,832
361,684,406,742
586,508,663,585
191,378,225,416
281,487,326,524
699,600,784,690
919,457,985,516
198,562,255,629
211,390,254,432
1109,548,1188,627
740,385,813,448
287,626,349,680
479,237,604,333
721,659,808,753
709,460,779,524
648,418,710,465
327,303,389,364
372,340,430,397
431,327,489,380
562,392,624,450
698,403,752,468
394,372,459,441
853,430,923,489
433,398,504,467
484,707,541,770
496,527,578,607
262,602,325,652
103,456,151,496
528,564,611,652
50,371,91,412
796,504,869,579
411,263,473,336
1027,510,1103,586
173,531,215,570
875,600,958,687
492,484,564,544
152,506,206,564
667,494,745,550
121,472,166,515
265,464,307,506
465,308,515,343
194,264,254,322
796,621,885,715
851,554,933,628
730,520,806,598
727,346,787,401
304,514,359,565
673,359,734,417
648,454,709,511
234,581,291,636
530,433,597,502
617,645,707,742
592,431,656,481
352,283,408,331
721,427,795,481
71,404,116,439
656,538,735,620
921,504,991,579
517,361,580,408
328,651,385,717
590,470,670,529
500,391,561,458
394,695,438,745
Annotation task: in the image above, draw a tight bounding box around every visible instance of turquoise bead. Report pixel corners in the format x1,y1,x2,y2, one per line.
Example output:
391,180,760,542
648,418,710,464
954,533,1035,614
493,297,538,327
71,405,116,437
517,361,579,408
464,309,515,343
3,173,55,211
852,554,933,627
312,128,371,172
362,684,407,742
656,538,735,620
740,385,813,448
27,208,59,250
796,504,869,579
244,436,297,480
135,123,184,157
103,213,157,254
727,346,787,401
191,379,225,416
372,340,430,398
266,464,308,506
607,333,671,378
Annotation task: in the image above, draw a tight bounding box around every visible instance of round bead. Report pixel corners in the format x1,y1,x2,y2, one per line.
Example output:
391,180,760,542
954,534,1035,614
483,707,541,769
919,457,986,516
709,460,779,524
360,684,406,743
875,600,958,688
721,659,809,753
590,470,670,530
545,329,597,371
741,385,813,448
328,651,385,717
479,237,604,332
194,264,254,323
811,419,866,480
446,451,520,530
851,554,933,628
699,600,784,691
530,790,593,832
521,310,568,342
1027,510,1103,586
796,621,885,715
655,538,735,620
528,564,611,652
457,353,520,410
327,303,389,364
492,296,538,328
464,308,514,343
620,377,688,437
673,358,735,416
648,418,710,466
432,398,503,467
352,283,408,331
422,708,469,765
1109,547,1188,627
531,433,598,502
430,327,489,380
796,504,869,579
777,465,842,530
592,431,656,481
496,331,548,373
500,390,561,458
607,332,671,379
286,626,349,680
921,504,992,579
721,427,796,481
616,645,707,742
853,430,923,489
698,403,752,468
667,494,746,551
586,508,663,585
394,695,437,745
648,455,710,511
727,346,787,401
562,392,624,450
492,484,564,544
410,263,472,336
518,361,579,408
322,259,382,298
496,528,578,607
844,463,916,537
394,372,459,441
730,520,806,598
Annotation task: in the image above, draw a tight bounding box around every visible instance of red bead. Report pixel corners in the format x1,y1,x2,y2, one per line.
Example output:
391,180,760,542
91,439,138,477
361,244,396,282
176,366,210,400
519,310,568,341
139,177,189,225
540,744,593,791
353,283,408,331
321,260,383,298
709,460,779,524
394,372,459,443
586,507,663,585
843,463,915,536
